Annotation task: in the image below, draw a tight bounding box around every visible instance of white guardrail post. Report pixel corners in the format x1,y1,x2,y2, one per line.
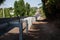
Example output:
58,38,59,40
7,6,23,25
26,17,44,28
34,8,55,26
27,17,36,30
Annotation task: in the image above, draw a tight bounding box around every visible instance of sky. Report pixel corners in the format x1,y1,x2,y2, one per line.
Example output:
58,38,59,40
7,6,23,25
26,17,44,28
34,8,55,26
0,0,42,8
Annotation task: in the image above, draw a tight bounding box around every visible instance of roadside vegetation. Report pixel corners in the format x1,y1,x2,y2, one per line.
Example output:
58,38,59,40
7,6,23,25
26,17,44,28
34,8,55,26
0,0,37,18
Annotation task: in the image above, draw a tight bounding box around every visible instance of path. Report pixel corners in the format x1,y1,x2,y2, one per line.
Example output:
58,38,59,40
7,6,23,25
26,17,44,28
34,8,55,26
24,21,48,40
0,19,60,40
25,20,60,40
0,27,19,40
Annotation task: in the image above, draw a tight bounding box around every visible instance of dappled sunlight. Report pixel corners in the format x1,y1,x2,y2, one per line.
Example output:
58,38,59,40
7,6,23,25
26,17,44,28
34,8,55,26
8,27,19,33
0,33,19,40
32,21,48,25
0,0,60,40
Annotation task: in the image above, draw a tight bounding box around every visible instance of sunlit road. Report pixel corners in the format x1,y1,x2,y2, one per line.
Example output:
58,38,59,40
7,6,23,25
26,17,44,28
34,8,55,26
0,18,20,35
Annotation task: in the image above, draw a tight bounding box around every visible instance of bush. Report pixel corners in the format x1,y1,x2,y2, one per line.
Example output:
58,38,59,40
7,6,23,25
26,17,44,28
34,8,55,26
42,0,60,20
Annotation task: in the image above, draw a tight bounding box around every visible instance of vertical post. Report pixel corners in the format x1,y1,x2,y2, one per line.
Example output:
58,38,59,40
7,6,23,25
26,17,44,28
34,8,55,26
26,20,28,35
19,19,23,40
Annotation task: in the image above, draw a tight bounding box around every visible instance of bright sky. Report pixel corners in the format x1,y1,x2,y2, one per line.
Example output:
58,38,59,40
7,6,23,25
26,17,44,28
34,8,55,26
0,0,42,8
24,0,42,8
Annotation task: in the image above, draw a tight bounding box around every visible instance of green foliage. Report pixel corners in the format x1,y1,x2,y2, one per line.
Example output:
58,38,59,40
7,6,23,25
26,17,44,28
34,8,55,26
39,7,46,18
18,0,25,16
14,0,37,17
9,7,13,10
25,2,30,16
0,0,5,18
0,0,5,5
9,7,14,17
4,8,11,18
14,0,26,17
0,9,3,18
29,7,37,16
0,8,13,18
14,1,19,17
42,0,60,20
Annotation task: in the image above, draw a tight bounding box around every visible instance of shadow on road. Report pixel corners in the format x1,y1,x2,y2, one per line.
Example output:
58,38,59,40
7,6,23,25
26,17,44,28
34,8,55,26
0,19,60,40
29,19,60,40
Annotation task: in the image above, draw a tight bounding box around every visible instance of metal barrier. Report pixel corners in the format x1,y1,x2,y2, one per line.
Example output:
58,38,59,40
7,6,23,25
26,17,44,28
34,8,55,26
0,17,36,40
19,17,36,40
19,19,28,40
23,17,36,30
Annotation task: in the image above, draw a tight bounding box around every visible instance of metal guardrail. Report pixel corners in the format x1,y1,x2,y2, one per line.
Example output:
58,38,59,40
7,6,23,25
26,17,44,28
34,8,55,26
19,17,36,40
0,17,36,40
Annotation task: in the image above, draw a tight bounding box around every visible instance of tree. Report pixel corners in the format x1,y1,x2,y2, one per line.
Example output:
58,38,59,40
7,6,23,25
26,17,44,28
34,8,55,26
18,0,25,16
9,7,14,17
4,8,10,18
42,0,60,20
14,1,19,17
30,7,37,16
0,0,5,4
25,2,30,16
14,0,25,17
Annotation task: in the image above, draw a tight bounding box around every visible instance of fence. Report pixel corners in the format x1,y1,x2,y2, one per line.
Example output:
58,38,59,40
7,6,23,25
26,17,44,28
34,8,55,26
0,16,36,40
19,17,36,40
